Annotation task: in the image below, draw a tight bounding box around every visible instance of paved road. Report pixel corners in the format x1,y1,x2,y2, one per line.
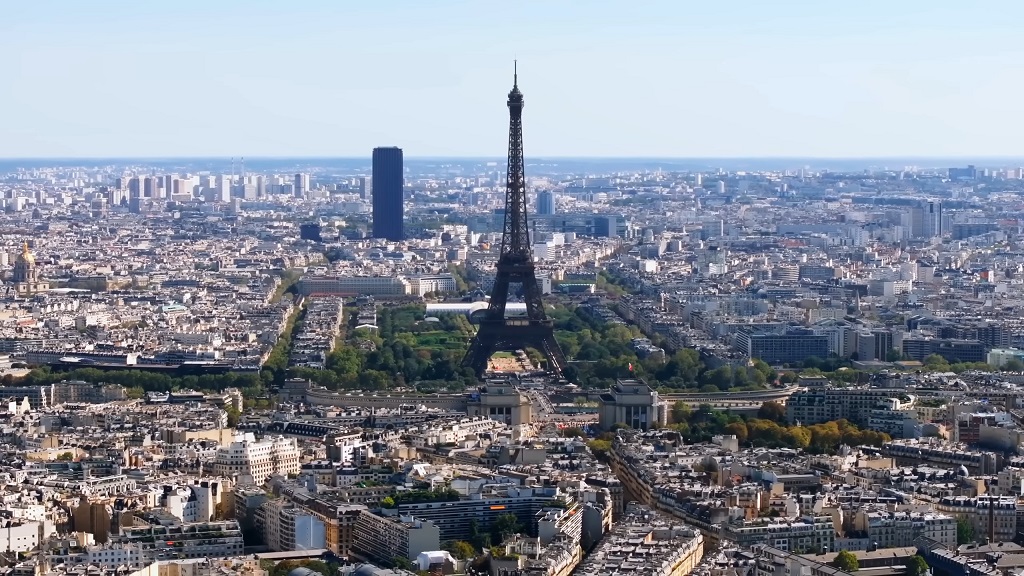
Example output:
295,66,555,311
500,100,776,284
527,389,598,425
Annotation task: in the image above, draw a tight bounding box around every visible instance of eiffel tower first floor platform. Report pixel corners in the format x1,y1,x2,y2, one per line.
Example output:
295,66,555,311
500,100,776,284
462,317,567,378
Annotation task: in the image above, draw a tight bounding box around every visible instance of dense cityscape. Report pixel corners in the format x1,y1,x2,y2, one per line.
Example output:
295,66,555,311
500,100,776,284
7,3,1024,575
1,80,1024,576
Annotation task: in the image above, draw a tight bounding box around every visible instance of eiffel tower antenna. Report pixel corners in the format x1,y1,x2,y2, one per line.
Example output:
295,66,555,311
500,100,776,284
461,66,566,378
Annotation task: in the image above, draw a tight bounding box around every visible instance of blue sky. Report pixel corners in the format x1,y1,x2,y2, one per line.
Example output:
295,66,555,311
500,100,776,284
2,0,1023,158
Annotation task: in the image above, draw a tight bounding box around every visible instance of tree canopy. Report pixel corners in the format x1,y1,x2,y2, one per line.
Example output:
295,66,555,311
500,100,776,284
444,540,476,560
904,555,929,576
665,404,888,454
832,550,859,572
957,516,975,545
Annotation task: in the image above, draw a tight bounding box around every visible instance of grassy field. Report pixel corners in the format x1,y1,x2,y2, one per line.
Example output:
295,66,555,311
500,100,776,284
413,331,470,351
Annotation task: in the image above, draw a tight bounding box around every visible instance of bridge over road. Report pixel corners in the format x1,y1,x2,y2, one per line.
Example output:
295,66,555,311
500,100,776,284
661,386,800,414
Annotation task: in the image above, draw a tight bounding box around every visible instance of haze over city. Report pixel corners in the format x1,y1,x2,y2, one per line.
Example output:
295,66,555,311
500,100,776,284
5,0,1024,158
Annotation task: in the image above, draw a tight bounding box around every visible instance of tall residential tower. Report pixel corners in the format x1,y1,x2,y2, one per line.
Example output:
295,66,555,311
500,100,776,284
537,190,556,215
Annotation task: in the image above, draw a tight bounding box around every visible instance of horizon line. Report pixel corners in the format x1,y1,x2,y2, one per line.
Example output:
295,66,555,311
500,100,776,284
1,155,1022,161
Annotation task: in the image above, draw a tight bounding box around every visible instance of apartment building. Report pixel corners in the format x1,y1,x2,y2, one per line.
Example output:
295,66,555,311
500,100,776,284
262,482,368,556
297,275,411,297
256,499,327,552
734,330,829,365
210,433,300,484
390,485,579,541
47,543,147,570
851,509,956,549
881,440,1002,474
351,511,440,564
935,496,1020,543
786,388,915,427
116,520,244,562
752,546,856,576
575,504,705,576
721,516,836,553
0,520,42,553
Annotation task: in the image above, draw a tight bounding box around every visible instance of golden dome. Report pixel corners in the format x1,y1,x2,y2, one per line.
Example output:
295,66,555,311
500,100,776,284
16,243,34,265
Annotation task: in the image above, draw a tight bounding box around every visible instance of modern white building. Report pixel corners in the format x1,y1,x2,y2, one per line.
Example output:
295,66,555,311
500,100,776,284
47,543,147,570
257,499,327,552
0,519,42,553
407,275,456,297
351,511,441,564
159,481,224,523
988,348,1024,368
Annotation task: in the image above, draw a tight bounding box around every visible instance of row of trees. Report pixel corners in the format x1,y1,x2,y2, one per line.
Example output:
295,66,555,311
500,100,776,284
587,402,889,463
289,304,477,392
448,263,475,293
922,354,992,374
13,302,474,399
18,366,269,397
594,270,627,298
549,304,774,391
380,488,460,507
667,402,889,453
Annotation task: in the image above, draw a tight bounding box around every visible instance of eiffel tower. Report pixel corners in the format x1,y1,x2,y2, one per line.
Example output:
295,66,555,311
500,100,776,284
462,66,567,378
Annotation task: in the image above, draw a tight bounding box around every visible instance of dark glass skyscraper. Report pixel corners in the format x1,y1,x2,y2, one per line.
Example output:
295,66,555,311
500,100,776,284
372,146,404,240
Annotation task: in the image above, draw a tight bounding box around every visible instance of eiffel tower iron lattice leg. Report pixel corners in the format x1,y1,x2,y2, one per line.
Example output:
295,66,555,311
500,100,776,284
463,317,567,377
461,65,567,378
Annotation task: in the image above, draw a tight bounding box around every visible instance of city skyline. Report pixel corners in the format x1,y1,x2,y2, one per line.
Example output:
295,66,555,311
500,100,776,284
5,1,1024,158
2,156,1022,179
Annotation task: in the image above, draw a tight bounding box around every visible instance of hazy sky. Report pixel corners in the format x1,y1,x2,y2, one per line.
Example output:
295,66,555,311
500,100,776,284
3,1,1023,159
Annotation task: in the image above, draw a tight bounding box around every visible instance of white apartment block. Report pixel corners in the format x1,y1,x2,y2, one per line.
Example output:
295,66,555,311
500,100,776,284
159,482,222,524
256,499,327,552
211,433,300,485
408,275,456,296
352,512,440,564
0,520,41,553
48,544,147,570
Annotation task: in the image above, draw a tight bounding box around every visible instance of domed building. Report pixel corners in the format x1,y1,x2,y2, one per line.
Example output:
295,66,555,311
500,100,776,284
13,243,48,296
